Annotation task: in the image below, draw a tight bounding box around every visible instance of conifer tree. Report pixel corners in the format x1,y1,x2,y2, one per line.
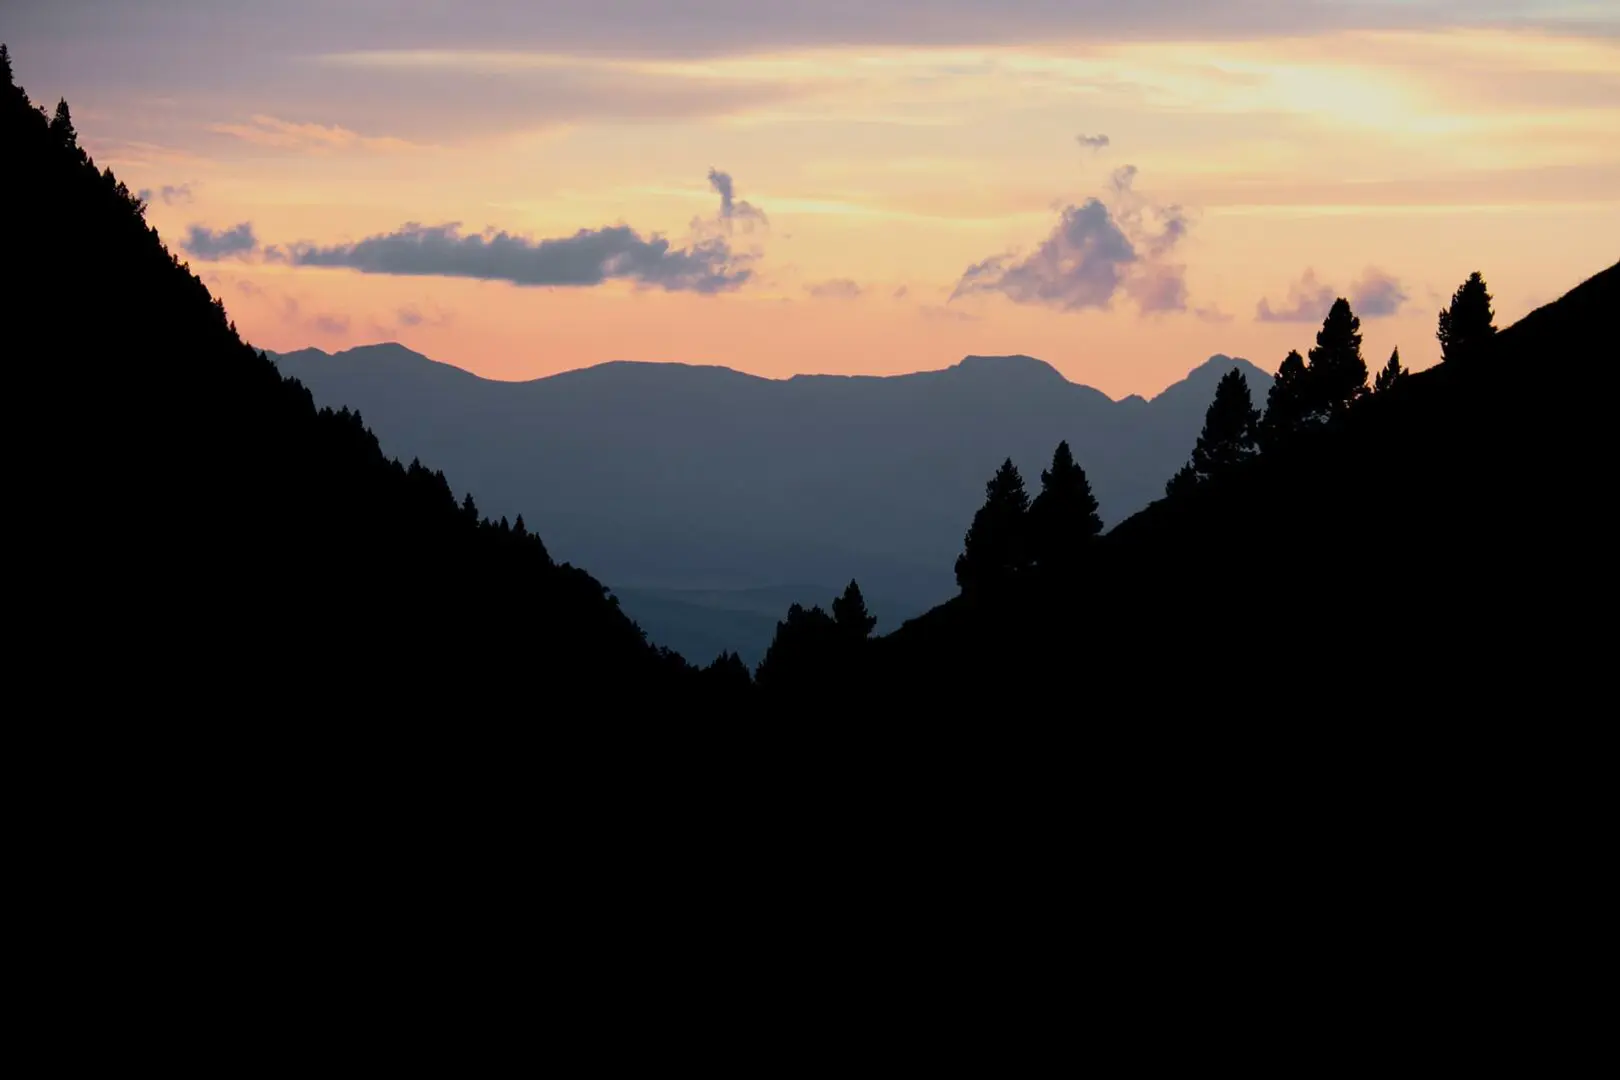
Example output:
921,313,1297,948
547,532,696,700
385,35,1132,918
1437,272,1497,366
1,43,13,88
1373,347,1406,393
832,579,877,639
1029,440,1102,575
49,97,76,150
1165,462,1199,498
955,458,1030,593
1259,350,1310,452
1307,297,1367,417
1191,369,1261,478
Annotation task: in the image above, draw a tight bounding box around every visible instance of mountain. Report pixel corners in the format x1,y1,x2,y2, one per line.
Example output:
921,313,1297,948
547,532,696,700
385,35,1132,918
268,345,1272,661
4,48,717,706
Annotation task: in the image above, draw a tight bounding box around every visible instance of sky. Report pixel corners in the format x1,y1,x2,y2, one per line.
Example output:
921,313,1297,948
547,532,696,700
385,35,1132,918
7,0,1619,397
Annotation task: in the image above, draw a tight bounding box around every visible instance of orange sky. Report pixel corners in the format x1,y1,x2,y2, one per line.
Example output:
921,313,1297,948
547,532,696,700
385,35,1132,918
9,4,1618,398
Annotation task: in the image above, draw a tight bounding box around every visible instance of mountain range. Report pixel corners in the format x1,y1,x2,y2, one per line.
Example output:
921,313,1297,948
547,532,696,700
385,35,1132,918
268,345,1274,661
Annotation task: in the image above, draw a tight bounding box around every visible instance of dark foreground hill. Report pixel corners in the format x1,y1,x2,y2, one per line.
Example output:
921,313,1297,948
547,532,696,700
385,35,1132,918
870,260,1619,707
3,54,718,707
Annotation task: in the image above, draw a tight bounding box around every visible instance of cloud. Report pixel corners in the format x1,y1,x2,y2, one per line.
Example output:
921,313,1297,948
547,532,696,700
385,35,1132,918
951,164,1190,314
806,278,863,300
210,114,425,153
1076,133,1111,151
396,304,454,328
920,304,980,322
1256,266,1409,321
137,183,194,205
273,170,765,294
708,168,768,231
892,285,910,300
282,223,749,293
311,313,351,335
1350,267,1410,317
182,222,258,260
1195,305,1234,323
1255,268,1337,323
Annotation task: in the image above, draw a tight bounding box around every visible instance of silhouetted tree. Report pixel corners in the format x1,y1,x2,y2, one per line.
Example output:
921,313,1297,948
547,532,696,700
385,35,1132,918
1259,350,1310,451
1173,368,1260,492
832,579,877,640
755,603,841,693
1374,347,1406,393
1029,441,1102,575
1307,298,1367,417
1165,462,1199,498
1,44,12,88
49,98,76,150
1437,272,1497,366
955,458,1030,594
703,651,753,692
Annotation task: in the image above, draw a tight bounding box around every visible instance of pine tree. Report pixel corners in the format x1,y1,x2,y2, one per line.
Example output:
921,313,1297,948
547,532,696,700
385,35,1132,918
955,458,1030,594
1165,462,1198,499
832,579,877,639
1029,440,1102,575
1374,347,1406,393
1,43,13,88
1437,272,1497,366
1190,369,1261,479
1259,350,1310,451
49,97,76,150
1307,298,1367,417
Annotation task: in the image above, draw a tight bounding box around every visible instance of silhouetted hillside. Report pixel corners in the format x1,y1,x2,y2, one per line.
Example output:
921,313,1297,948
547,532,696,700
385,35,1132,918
871,260,1619,705
3,55,711,704
269,343,1271,657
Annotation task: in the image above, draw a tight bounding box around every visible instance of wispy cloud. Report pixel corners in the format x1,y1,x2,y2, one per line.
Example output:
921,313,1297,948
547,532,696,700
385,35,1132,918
182,222,258,260
210,115,427,153
805,278,863,299
1256,266,1410,321
708,168,769,231
395,304,455,328
1350,267,1410,316
1076,132,1111,151
951,164,1190,315
137,183,194,205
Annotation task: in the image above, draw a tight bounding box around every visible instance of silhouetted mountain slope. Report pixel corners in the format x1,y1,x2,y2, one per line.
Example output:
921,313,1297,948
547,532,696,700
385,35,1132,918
269,343,1271,656
3,60,703,704
874,260,1619,705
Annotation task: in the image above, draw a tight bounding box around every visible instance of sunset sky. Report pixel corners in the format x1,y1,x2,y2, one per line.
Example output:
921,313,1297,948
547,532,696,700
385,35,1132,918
8,1,1618,397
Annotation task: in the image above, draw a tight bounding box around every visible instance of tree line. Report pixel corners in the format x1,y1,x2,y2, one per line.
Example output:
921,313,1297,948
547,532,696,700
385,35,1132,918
747,272,1499,692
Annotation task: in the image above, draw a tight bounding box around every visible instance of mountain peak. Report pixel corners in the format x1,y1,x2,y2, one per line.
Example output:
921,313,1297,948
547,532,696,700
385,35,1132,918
950,354,1068,383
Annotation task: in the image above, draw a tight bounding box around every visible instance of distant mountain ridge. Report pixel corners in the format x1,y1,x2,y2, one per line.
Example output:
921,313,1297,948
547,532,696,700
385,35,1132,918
268,344,1272,661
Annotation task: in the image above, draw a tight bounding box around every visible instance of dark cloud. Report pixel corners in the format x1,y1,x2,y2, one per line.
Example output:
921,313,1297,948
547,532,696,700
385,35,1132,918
951,165,1190,314
284,223,750,293
1076,133,1111,151
1255,268,1337,323
181,221,257,260
806,278,863,300
1350,267,1409,317
137,183,194,205
273,170,763,293
1256,266,1408,322
708,168,768,230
